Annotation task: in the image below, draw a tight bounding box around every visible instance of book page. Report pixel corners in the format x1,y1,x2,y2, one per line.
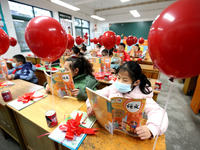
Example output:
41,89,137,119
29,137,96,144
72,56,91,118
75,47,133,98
111,97,146,137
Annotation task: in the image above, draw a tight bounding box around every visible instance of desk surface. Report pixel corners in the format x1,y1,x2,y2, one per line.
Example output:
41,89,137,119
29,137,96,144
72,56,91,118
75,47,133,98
79,104,166,150
140,64,159,72
0,79,43,106
133,58,153,65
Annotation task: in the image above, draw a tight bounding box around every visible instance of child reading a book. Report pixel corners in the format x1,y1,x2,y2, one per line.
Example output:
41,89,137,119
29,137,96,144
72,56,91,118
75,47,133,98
117,43,131,62
6,54,38,84
86,61,168,140
45,56,99,101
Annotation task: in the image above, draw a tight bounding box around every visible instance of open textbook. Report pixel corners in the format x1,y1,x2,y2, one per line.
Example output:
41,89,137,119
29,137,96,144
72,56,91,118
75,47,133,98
86,87,146,136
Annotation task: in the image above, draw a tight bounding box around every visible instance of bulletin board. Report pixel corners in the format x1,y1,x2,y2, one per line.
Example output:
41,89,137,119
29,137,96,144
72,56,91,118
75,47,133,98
0,4,8,34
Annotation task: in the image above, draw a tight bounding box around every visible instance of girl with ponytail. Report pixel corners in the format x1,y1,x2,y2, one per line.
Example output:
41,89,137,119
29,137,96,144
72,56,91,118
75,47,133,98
45,56,99,101
86,61,168,140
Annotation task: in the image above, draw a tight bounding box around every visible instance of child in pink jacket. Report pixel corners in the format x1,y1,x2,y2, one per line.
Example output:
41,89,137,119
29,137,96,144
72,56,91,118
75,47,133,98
86,61,168,140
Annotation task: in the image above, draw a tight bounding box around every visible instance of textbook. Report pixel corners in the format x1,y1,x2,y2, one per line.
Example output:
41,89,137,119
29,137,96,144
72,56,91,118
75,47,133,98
0,59,8,79
92,57,111,73
113,52,124,64
45,71,75,98
86,87,146,136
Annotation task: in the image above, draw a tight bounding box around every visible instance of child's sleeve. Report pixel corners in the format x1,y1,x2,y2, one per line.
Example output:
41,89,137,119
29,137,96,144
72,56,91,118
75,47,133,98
8,68,15,75
144,98,168,138
14,69,35,81
76,88,88,101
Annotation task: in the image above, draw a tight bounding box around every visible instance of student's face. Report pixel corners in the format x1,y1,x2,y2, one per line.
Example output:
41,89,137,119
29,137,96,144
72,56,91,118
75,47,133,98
102,52,108,57
64,61,78,77
80,48,84,53
118,45,125,53
134,46,139,51
13,58,22,67
117,70,140,86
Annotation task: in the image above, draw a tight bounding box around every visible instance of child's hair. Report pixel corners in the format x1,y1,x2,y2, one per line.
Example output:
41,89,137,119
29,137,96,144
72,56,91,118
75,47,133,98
119,43,125,49
72,46,80,55
102,49,108,56
109,49,113,56
13,54,26,64
81,46,87,52
135,44,140,50
82,43,86,48
115,61,152,94
96,44,101,48
66,56,94,77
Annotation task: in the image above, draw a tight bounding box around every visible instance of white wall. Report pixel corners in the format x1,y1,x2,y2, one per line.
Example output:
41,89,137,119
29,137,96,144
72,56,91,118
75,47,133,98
0,0,97,58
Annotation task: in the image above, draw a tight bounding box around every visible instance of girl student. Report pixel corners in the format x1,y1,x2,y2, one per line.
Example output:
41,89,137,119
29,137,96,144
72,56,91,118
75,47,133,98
86,61,168,139
45,56,99,101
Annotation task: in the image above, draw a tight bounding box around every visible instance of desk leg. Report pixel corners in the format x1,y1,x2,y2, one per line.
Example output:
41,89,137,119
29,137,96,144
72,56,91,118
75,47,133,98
191,75,200,114
0,128,10,140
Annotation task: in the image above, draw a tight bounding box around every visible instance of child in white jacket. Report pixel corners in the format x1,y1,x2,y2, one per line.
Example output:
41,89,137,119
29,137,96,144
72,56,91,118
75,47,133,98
86,61,168,140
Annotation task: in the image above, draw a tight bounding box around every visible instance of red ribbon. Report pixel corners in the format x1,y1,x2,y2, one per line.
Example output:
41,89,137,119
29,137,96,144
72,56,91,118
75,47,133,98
59,113,98,140
17,91,44,103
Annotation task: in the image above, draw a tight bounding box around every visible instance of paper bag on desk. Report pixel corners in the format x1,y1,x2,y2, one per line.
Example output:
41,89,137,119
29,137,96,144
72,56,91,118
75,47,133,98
45,71,75,98
86,87,146,137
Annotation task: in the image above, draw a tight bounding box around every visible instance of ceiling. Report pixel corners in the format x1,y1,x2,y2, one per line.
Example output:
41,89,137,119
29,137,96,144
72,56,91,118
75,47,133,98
62,0,177,23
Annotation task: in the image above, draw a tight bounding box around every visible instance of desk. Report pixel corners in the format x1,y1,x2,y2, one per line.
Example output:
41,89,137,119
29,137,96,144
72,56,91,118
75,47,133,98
182,76,198,95
133,58,153,65
191,75,200,114
26,56,41,65
8,89,85,150
97,79,160,101
140,64,160,79
0,79,43,149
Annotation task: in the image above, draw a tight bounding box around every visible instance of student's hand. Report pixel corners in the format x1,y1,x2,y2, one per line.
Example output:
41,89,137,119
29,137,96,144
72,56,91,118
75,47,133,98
87,106,95,117
7,75,13,80
45,84,50,93
71,89,79,97
135,126,152,140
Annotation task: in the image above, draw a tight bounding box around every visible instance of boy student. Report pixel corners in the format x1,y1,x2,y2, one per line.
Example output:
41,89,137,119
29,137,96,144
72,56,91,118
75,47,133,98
117,43,131,62
7,54,38,84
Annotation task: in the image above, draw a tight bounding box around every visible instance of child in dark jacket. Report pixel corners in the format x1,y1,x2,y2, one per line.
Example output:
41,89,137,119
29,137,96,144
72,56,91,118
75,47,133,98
7,54,38,84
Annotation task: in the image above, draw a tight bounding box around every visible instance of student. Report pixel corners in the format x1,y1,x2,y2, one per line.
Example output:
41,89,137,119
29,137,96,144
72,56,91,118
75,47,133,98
134,44,143,58
71,46,84,56
101,49,109,58
80,46,92,59
116,43,131,62
45,56,99,101
96,44,102,55
7,54,38,84
86,61,168,139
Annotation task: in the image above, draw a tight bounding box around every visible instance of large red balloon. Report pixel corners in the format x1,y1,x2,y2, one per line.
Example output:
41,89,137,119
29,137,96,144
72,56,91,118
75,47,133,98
25,16,67,62
148,0,200,78
0,28,9,55
102,31,116,49
126,36,134,46
116,35,121,45
94,37,98,44
90,39,94,43
98,36,103,45
9,37,17,47
139,37,144,44
67,34,74,49
75,36,83,45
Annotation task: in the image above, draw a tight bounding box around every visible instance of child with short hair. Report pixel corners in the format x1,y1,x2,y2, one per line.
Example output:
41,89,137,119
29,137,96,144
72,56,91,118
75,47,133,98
117,43,131,62
87,61,168,139
80,46,92,59
71,46,83,56
7,54,38,84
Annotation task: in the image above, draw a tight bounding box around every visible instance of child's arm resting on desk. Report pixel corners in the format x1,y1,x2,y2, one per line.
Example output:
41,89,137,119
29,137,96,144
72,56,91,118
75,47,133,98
144,98,169,138
14,69,35,81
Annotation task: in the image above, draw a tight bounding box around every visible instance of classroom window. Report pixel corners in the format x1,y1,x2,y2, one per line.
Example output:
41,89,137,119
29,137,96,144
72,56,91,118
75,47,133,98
75,18,90,45
8,1,52,52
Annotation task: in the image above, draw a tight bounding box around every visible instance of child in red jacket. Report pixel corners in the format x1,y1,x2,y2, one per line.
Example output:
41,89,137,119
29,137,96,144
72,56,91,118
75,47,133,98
117,43,131,62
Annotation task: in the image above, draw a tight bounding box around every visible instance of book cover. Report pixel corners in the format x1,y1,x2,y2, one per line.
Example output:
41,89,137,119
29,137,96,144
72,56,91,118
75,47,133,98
86,87,146,137
0,59,8,79
45,71,75,98
113,52,124,63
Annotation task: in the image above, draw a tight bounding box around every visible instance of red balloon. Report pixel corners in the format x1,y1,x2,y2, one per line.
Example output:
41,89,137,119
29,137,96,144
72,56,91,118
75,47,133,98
9,37,17,47
133,36,138,44
98,35,103,46
126,36,134,46
0,28,9,55
90,39,94,43
139,37,144,44
67,34,74,49
94,37,98,44
148,0,200,78
25,16,67,62
75,36,83,45
116,35,121,45
102,31,116,49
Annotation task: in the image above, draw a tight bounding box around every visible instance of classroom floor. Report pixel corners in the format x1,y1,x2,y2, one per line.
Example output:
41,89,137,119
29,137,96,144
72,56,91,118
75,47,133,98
0,74,200,150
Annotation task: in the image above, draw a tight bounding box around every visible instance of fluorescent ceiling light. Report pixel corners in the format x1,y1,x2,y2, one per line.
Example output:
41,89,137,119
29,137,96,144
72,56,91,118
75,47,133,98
91,15,105,21
51,0,80,11
120,0,130,3
130,10,140,17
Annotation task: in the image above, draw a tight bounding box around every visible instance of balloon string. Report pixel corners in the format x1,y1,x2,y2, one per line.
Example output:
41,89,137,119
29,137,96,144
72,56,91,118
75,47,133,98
152,79,173,150
50,63,55,110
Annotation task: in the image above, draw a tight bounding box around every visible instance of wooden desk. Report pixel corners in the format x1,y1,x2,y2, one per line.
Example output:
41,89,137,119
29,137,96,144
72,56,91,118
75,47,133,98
191,75,200,114
97,78,160,101
78,104,166,150
26,56,41,65
8,89,85,150
140,64,160,79
182,76,198,95
133,58,153,65
0,79,43,149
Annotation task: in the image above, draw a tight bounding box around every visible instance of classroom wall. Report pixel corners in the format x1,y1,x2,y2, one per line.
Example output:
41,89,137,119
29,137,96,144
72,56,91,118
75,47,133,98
0,0,96,58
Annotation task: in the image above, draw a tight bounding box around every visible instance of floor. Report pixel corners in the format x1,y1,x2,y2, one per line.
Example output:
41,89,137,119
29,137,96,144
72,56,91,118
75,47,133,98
0,73,200,150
